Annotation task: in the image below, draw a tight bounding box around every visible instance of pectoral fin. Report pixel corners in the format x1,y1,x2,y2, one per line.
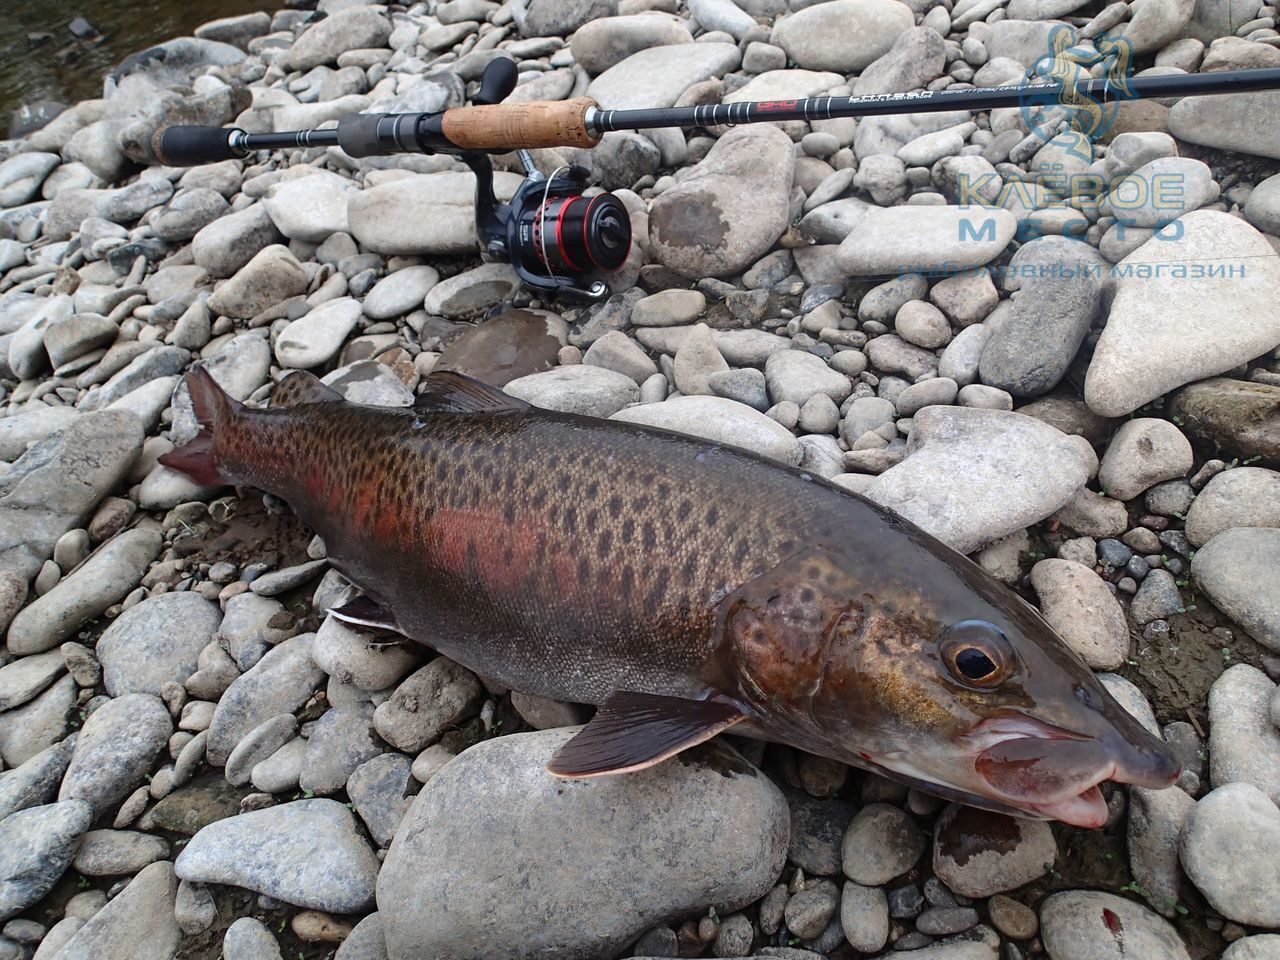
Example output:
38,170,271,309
328,595,403,634
546,691,746,778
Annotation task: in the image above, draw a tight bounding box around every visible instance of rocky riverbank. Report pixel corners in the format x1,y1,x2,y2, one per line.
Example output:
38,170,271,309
2,0,1280,959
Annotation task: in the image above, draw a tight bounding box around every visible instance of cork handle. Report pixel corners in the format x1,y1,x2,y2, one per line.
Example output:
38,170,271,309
441,97,600,151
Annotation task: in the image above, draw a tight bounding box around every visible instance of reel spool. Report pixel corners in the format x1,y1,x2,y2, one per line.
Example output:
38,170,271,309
504,167,631,299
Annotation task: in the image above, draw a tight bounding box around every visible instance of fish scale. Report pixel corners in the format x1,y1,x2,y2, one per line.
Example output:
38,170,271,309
160,367,1180,825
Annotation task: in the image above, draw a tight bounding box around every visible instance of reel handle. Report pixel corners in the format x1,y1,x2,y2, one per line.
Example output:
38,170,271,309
441,97,601,151
152,125,245,166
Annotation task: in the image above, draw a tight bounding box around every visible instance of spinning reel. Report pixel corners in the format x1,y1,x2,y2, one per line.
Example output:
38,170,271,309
459,59,631,300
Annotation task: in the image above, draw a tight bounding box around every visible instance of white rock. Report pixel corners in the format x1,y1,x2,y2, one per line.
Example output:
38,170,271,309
263,171,359,243
1180,783,1280,927
1207,664,1280,803
274,298,362,369
1084,211,1280,416
772,0,915,72
836,206,1017,277
611,395,804,465
504,365,639,417
864,407,1092,553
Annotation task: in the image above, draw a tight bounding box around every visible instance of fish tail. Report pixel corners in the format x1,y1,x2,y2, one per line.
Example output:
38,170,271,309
159,367,244,486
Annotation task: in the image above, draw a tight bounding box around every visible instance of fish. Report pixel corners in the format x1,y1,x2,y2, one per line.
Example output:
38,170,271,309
162,366,1179,827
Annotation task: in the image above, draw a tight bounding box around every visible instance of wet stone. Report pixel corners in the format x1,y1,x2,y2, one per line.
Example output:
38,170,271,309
932,805,1056,898
841,802,926,886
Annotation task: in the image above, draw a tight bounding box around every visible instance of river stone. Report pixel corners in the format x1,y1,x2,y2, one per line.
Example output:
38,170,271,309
1040,890,1191,960
611,395,803,465
1128,784,1196,918
1224,936,1280,960
286,7,392,70
436,310,568,387
841,802,926,886
0,675,75,768
59,693,171,819
0,739,76,821
71,829,169,875
51,860,181,960
262,171,359,243
346,753,414,848
347,171,521,256
191,203,282,279
274,297,362,369
1098,418,1193,501
0,799,92,922
0,649,65,712
1030,559,1129,669
176,798,380,911
206,245,308,320
1084,212,1280,417
1170,378,1280,471
772,0,914,72
586,43,742,110
932,805,1056,897
1185,467,1280,547
96,592,222,696
336,913,386,960
206,635,326,766
300,703,385,795
1168,91,1280,160
422,262,519,318
377,728,787,960
504,364,639,417
0,405,78,461
363,266,439,321
311,615,419,692
0,410,143,584
837,206,1017,277
978,236,1104,398
1106,157,1218,228
1207,664,1280,803
520,0,614,37
6,527,162,655
864,407,1091,553
648,125,793,279
765,350,851,407
1194,528,1280,654
222,917,283,960
569,14,693,75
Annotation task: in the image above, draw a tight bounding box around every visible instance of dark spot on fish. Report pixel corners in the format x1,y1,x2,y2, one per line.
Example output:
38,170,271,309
800,587,815,604
502,504,516,524
642,522,657,551
936,806,1023,867
705,505,719,528
607,494,623,519
620,518,635,543
530,490,547,510
563,507,577,533
733,540,749,564
620,567,634,594
596,529,613,558
556,474,571,494
577,557,591,584
585,480,599,500
676,500,692,522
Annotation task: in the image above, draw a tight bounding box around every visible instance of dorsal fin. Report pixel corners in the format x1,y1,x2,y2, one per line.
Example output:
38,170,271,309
272,371,344,407
414,371,530,414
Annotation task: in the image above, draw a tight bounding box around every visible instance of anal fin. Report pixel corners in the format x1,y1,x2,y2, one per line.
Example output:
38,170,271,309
547,691,746,778
328,595,403,635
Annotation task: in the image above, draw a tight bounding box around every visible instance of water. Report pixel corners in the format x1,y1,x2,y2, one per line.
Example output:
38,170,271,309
0,0,278,135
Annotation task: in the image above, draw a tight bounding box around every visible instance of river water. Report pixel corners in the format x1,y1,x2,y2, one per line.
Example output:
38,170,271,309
1,0,278,135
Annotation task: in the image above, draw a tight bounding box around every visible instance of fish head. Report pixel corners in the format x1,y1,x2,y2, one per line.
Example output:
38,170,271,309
723,539,1179,828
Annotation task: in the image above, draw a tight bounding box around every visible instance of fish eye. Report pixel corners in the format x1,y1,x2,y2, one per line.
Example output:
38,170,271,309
940,620,1013,688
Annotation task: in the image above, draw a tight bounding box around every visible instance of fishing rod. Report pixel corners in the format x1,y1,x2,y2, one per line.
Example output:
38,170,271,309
153,61,1280,299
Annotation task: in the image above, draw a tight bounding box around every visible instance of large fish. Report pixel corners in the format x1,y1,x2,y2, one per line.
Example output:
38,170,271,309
163,367,1178,827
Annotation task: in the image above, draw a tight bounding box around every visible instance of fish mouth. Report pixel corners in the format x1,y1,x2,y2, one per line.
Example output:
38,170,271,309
963,715,1180,829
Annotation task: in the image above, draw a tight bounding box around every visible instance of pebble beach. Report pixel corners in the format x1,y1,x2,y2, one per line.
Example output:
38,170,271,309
1,0,1280,959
